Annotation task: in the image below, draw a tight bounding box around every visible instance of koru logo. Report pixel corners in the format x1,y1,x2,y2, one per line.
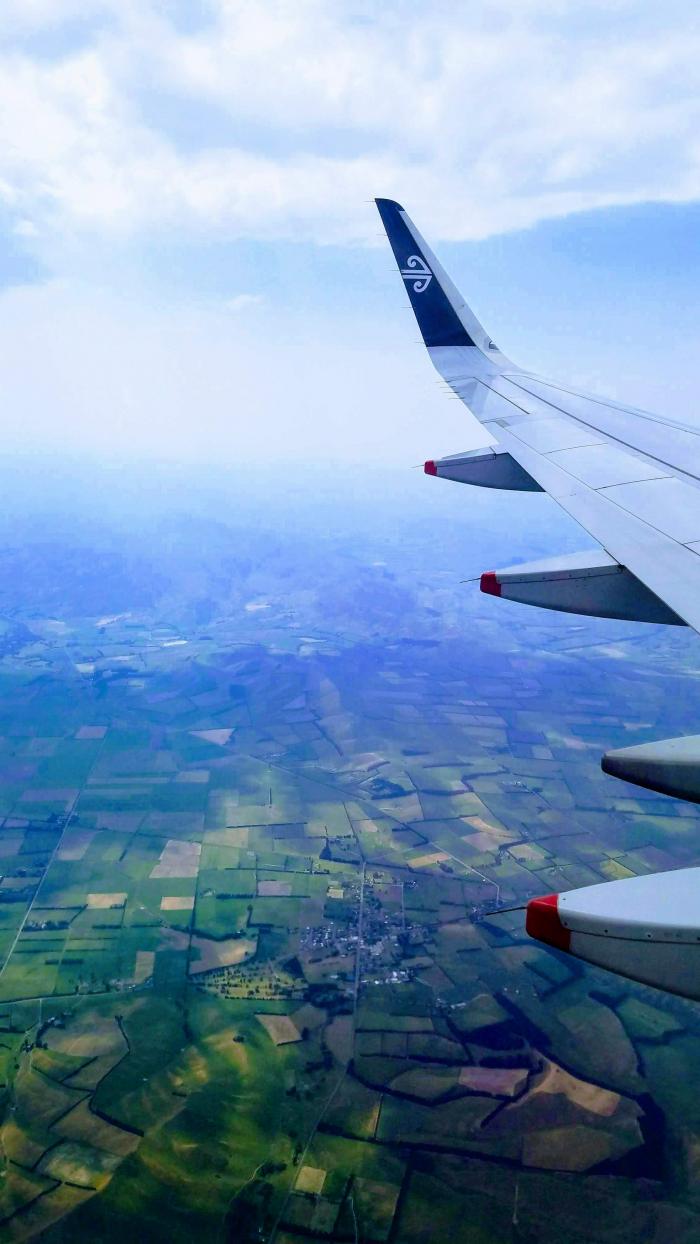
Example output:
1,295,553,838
400,254,433,293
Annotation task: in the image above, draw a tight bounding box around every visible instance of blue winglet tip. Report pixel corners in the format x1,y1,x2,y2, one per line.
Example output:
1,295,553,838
375,197,405,215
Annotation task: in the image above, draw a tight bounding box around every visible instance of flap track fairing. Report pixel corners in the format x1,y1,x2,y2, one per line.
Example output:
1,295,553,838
479,550,685,625
424,449,542,491
603,734,700,802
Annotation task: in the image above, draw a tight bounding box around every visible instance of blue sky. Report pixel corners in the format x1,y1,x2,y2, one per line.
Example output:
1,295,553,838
1,0,700,466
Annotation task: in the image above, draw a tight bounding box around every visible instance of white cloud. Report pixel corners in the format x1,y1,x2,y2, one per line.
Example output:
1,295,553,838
224,293,265,312
0,0,699,249
0,0,113,32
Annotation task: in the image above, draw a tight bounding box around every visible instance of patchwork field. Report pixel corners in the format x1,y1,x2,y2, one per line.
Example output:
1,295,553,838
0,580,696,1244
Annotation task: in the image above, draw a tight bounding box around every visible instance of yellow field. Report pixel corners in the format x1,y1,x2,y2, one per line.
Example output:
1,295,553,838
40,1140,120,1189
529,1059,621,1116
256,1013,301,1045
87,893,127,909
409,851,449,869
296,1166,326,1194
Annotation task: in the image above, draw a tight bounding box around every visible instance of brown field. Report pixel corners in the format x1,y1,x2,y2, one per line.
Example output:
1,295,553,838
205,827,249,847
188,935,256,974
509,843,549,863
256,1013,301,1045
87,893,127,909
40,1139,120,1188
461,825,515,852
159,928,190,954
53,1099,140,1157
151,839,201,878
258,879,292,896
75,725,108,740
57,831,95,861
352,818,382,834
527,1059,621,1116
175,770,210,783
408,851,449,869
133,950,155,984
458,1067,528,1097
462,814,507,834
160,896,195,911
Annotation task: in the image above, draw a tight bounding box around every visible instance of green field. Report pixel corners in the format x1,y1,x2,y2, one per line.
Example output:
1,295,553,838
0,592,695,1243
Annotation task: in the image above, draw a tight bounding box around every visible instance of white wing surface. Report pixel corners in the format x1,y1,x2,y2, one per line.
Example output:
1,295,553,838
376,198,700,635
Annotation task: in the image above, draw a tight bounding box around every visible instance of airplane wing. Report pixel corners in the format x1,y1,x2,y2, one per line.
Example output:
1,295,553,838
376,197,700,1000
376,197,700,634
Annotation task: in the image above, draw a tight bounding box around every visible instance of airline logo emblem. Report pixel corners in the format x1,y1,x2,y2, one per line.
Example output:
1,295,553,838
401,254,433,293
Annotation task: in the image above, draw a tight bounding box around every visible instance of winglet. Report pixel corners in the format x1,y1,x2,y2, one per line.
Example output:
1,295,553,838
375,198,477,349
376,197,405,214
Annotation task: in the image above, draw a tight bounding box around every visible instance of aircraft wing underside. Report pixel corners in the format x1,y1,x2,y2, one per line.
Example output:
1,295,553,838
376,196,700,1001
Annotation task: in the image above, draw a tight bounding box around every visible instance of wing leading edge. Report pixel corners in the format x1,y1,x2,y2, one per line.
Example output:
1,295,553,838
376,197,700,1000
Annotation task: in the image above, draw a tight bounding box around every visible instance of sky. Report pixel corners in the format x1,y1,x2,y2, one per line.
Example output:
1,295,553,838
1,0,700,467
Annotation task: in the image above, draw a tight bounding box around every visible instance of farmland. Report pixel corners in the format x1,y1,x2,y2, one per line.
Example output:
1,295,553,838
0,477,698,1240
